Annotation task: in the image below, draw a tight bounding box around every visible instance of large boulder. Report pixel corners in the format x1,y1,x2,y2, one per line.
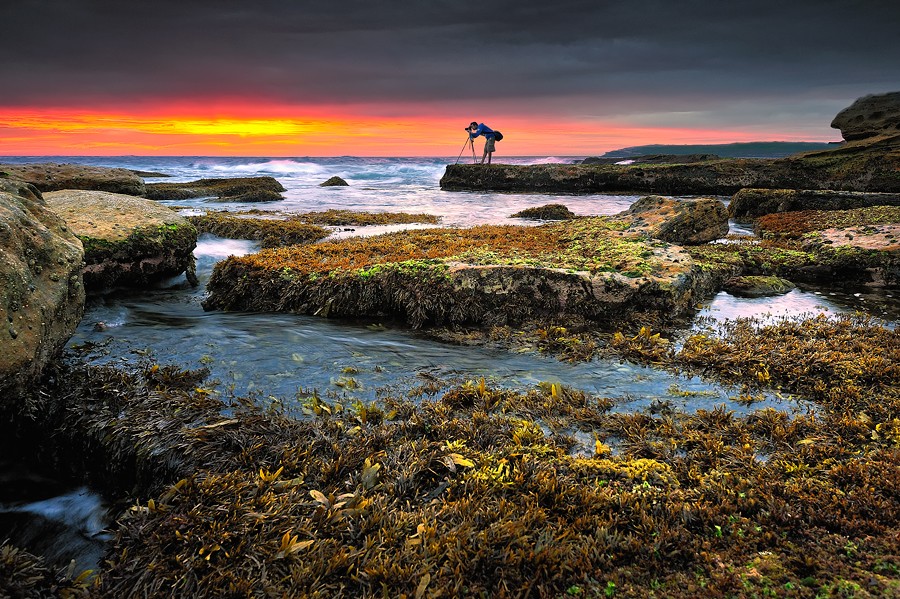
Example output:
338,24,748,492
729,188,900,218
831,91,900,141
613,196,729,245
0,180,85,397
0,163,145,196
144,177,286,202
44,190,197,289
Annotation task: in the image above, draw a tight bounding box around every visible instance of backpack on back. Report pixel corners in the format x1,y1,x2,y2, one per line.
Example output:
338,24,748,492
493,130,504,142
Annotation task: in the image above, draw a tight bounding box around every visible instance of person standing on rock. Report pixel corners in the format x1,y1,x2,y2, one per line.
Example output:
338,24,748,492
467,121,498,165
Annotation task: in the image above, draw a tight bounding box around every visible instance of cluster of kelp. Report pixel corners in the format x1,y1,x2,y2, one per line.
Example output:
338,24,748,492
203,218,702,328
2,313,898,597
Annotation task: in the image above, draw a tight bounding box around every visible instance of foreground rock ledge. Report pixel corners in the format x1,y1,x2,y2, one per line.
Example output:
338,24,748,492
203,218,730,329
45,190,198,289
0,180,84,397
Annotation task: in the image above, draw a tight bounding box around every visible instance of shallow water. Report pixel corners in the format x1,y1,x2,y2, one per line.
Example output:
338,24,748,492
70,235,812,418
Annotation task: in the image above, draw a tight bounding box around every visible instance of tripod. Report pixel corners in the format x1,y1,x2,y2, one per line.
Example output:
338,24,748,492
455,136,477,164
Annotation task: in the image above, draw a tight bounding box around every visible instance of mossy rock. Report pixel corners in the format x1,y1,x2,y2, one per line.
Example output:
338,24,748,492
319,176,349,187
144,177,286,202
729,188,900,218
510,204,577,220
204,218,726,329
45,190,197,289
189,213,330,248
0,163,146,196
723,275,796,297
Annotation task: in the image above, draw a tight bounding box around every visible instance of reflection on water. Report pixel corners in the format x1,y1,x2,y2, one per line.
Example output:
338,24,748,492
698,286,899,327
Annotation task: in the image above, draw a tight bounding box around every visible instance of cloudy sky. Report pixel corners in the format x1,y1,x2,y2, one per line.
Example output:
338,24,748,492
1,0,898,155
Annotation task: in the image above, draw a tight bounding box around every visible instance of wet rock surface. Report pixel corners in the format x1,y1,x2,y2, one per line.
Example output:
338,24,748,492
0,180,84,397
729,188,900,218
0,162,146,196
44,190,197,289
144,176,286,202
613,195,729,245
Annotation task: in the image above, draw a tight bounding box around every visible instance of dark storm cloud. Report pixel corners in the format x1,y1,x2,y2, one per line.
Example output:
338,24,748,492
2,0,898,127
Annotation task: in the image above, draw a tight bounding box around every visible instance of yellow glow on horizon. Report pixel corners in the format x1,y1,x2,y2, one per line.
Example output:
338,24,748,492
0,107,835,156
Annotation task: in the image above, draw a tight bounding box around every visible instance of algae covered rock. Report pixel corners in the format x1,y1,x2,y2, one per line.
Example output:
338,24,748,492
0,163,146,196
723,275,795,297
204,219,725,330
729,188,900,218
614,196,729,245
831,91,900,141
0,180,84,397
144,177,286,202
319,176,349,187
44,190,197,289
510,204,577,220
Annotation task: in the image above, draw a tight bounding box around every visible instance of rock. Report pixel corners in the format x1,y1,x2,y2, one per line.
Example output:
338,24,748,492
729,188,900,218
44,190,197,289
510,204,577,220
802,224,900,286
0,163,146,196
203,219,726,330
440,94,900,195
831,91,900,141
320,176,349,187
613,196,729,245
723,275,795,298
0,181,84,398
144,177,286,202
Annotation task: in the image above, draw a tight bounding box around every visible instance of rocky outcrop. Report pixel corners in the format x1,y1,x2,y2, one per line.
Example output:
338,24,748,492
510,204,577,220
440,135,900,195
320,176,349,187
441,95,900,195
723,275,795,298
831,91,900,141
729,188,900,218
203,219,728,330
0,163,146,196
144,177,286,202
44,190,197,289
0,180,84,397
613,196,729,245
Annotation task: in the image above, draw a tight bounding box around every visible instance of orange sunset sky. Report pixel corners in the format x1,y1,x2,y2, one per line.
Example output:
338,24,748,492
0,104,841,157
